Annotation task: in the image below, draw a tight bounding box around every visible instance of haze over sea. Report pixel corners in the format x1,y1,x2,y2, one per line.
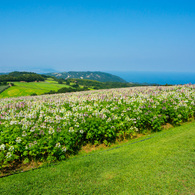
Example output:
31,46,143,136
109,71,195,85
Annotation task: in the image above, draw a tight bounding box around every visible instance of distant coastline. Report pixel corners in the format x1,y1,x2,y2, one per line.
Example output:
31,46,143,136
108,71,195,85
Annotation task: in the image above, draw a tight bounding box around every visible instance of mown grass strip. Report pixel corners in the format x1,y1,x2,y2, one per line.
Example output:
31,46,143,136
0,85,9,94
0,122,194,194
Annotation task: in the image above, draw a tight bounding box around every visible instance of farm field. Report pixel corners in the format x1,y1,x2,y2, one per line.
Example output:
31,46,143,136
0,85,9,94
0,121,194,194
0,85,194,172
0,80,70,98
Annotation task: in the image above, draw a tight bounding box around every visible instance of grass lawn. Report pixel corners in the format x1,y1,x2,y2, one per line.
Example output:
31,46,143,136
0,122,194,194
0,81,70,98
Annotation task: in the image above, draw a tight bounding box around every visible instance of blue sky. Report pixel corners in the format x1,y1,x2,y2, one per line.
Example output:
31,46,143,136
0,0,195,73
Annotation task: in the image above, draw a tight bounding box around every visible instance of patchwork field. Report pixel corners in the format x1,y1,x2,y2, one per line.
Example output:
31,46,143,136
0,85,9,94
0,80,70,98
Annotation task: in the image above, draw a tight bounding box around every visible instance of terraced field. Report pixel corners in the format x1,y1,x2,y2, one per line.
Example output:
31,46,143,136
0,80,70,98
0,85,9,94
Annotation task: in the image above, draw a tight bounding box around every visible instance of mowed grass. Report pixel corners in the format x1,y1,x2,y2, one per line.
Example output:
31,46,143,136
0,122,194,194
0,85,9,93
0,80,70,98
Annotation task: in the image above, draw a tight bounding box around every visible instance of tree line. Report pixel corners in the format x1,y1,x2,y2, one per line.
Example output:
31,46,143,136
0,72,45,82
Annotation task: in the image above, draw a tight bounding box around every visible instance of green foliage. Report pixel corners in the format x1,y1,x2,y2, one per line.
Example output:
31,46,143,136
67,78,143,89
58,80,63,84
0,81,8,85
30,93,37,96
0,71,45,82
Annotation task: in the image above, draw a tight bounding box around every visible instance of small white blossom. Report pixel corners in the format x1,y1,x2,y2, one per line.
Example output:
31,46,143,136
6,152,12,159
80,130,84,134
0,144,6,150
106,118,111,123
16,137,22,143
69,127,74,133
30,127,35,132
62,146,67,152
22,131,27,137
48,127,55,134
9,146,14,151
55,143,61,148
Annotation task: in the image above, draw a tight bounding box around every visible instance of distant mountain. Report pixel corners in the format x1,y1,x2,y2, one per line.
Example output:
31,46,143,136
45,71,127,83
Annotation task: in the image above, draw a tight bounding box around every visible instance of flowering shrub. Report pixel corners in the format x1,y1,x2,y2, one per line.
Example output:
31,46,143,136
0,85,194,168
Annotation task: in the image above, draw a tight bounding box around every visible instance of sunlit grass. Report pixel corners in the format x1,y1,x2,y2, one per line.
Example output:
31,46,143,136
0,121,194,194
0,81,70,98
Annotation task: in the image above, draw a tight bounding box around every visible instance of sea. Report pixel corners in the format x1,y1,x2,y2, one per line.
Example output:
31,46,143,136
108,71,195,85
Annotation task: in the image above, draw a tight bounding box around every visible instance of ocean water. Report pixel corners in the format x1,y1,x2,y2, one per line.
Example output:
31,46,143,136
108,71,195,85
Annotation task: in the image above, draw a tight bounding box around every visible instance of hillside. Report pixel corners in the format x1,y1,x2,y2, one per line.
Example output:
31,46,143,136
45,71,127,82
0,79,69,98
66,78,142,89
0,71,46,82
0,78,143,98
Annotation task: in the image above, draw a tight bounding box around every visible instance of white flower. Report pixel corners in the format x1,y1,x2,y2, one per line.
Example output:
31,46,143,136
22,131,27,137
9,146,14,151
80,130,84,134
16,137,22,143
62,146,67,152
30,127,35,132
55,143,61,148
125,116,130,121
6,152,12,159
106,118,111,123
48,127,55,134
0,144,5,150
69,127,74,133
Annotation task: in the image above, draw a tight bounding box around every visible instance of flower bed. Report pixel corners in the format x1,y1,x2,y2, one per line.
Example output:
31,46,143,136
0,85,194,168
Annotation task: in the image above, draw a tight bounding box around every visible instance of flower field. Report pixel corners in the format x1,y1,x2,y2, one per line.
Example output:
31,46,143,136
0,85,195,169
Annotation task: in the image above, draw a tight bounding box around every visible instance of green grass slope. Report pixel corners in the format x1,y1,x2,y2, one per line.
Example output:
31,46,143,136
0,80,69,98
0,122,194,194
0,85,9,93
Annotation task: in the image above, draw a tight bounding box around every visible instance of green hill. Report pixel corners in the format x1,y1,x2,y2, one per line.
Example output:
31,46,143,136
0,79,69,98
0,71,46,82
45,71,127,83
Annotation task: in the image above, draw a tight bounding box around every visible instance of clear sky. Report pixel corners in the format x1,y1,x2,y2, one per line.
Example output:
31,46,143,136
0,0,195,73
